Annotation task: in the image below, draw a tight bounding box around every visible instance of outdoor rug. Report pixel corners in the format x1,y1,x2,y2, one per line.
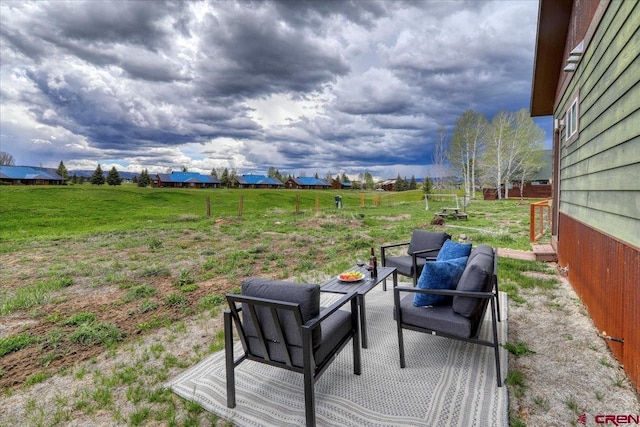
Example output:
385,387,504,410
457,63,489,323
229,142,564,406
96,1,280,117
166,286,509,426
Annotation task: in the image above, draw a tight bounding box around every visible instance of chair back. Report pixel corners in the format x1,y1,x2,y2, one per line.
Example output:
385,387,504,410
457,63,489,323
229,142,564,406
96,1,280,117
407,230,451,258
226,278,321,369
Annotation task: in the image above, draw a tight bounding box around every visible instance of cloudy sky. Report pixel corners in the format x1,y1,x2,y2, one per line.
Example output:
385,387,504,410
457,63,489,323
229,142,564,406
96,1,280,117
0,0,549,179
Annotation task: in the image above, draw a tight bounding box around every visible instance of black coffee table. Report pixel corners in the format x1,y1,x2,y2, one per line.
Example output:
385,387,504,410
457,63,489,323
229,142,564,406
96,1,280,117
321,266,397,348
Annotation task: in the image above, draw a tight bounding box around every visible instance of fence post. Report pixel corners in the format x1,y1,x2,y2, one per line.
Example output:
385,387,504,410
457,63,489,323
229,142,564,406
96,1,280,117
206,196,211,218
238,195,244,217
361,194,365,207
315,196,319,212
296,194,300,213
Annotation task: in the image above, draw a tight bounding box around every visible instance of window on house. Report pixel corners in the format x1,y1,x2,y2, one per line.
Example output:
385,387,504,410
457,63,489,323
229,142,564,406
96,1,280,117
565,96,579,143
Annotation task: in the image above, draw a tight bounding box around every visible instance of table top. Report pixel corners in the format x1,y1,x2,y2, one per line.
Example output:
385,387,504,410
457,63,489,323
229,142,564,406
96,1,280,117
320,266,396,295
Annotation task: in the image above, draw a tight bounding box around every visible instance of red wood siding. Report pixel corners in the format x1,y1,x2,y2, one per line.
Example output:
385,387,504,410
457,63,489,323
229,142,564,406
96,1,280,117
558,213,640,391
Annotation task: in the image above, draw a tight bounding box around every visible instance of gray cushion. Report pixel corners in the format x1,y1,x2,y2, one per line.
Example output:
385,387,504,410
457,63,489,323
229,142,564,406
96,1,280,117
407,231,451,258
384,256,427,277
246,309,352,368
467,245,494,263
452,249,494,317
241,277,321,349
397,294,473,338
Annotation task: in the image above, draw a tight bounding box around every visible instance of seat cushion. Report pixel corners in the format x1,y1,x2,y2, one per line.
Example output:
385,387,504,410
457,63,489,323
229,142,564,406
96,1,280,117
452,250,494,317
314,309,352,366
407,231,450,258
436,239,472,261
413,256,468,306
399,294,473,338
241,278,321,348
384,256,427,277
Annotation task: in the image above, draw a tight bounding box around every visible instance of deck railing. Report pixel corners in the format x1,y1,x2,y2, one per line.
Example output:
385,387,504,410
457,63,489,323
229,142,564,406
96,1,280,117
530,199,552,242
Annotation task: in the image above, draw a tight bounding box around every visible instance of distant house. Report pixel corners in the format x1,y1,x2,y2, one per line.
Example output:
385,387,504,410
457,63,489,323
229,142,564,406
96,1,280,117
0,166,66,185
331,179,352,190
235,174,283,189
531,0,639,391
285,177,330,189
156,172,219,188
379,179,396,191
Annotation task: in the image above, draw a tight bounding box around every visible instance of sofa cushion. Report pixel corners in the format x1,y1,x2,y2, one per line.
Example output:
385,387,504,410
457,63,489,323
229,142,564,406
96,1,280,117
384,255,427,277
241,277,321,349
467,244,494,263
452,249,494,317
407,231,451,258
414,256,468,307
436,239,472,261
399,294,473,338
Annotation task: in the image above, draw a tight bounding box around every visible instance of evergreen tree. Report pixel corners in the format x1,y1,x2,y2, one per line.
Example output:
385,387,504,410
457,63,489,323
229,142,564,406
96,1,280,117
409,175,417,190
56,161,69,179
71,174,78,184
394,174,403,191
138,169,150,187
220,168,229,187
90,164,105,185
211,168,218,178
79,175,85,184
107,166,121,186
423,177,433,195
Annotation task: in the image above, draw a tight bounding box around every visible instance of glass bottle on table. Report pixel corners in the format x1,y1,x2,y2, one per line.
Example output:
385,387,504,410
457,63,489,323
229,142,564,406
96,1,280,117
369,247,377,278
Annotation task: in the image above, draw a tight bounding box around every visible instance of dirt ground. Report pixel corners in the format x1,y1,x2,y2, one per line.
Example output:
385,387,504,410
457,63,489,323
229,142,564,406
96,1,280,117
1,247,638,426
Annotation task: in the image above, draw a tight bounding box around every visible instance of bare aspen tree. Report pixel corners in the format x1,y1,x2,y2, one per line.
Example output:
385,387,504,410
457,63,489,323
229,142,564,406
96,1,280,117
450,110,488,200
482,111,512,199
482,109,546,199
432,126,450,189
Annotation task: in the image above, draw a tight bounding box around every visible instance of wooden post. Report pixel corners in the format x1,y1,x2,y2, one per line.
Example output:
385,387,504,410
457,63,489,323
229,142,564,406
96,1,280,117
296,194,300,213
238,195,244,217
206,196,211,218
360,193,365,207
315,196,319,212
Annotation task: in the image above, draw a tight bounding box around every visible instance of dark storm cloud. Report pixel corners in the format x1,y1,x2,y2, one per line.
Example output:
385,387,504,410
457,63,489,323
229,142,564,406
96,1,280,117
196,3,349,98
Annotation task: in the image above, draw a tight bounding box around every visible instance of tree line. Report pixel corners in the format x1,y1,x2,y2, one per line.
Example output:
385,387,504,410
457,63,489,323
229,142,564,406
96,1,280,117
436,108,545,200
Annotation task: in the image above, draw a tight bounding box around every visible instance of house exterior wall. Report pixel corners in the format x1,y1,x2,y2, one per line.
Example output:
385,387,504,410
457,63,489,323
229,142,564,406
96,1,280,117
554,1,640,390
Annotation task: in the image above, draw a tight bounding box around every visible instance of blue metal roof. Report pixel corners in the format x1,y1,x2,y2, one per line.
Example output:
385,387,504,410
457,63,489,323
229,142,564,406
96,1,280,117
157,172,219,184
295,177,330,186
0,166,65,181
239,175,283,185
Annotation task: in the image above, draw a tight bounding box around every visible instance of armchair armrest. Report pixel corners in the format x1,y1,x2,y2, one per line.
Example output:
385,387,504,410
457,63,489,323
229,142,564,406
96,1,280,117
380,241,410,265
304,291,358,331
394,285,494,299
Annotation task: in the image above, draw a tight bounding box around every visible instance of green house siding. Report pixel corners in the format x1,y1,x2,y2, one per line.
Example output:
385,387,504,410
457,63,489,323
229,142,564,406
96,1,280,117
556,0,640,248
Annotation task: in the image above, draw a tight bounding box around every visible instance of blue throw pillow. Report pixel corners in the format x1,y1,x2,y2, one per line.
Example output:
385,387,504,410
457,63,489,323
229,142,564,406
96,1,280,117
413,256,468,307
436,239,472,261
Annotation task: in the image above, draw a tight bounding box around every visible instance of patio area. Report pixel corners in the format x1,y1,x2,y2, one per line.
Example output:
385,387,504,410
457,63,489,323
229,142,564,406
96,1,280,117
166,285,509,426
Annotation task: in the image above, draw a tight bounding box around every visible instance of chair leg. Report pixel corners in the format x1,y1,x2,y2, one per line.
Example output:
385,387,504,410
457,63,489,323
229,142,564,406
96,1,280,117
394,303,406,368
224,311,236,407
490,298,502,387
351,298,362,375
303,366,315,427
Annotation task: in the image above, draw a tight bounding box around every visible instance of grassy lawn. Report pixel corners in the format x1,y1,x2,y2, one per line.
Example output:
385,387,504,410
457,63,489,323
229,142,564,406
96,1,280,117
0,184,548,426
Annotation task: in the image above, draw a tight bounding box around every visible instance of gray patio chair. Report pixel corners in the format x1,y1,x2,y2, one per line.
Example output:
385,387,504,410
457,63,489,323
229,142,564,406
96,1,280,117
381,230,451,286
224,277,361,427
393,246,502,387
